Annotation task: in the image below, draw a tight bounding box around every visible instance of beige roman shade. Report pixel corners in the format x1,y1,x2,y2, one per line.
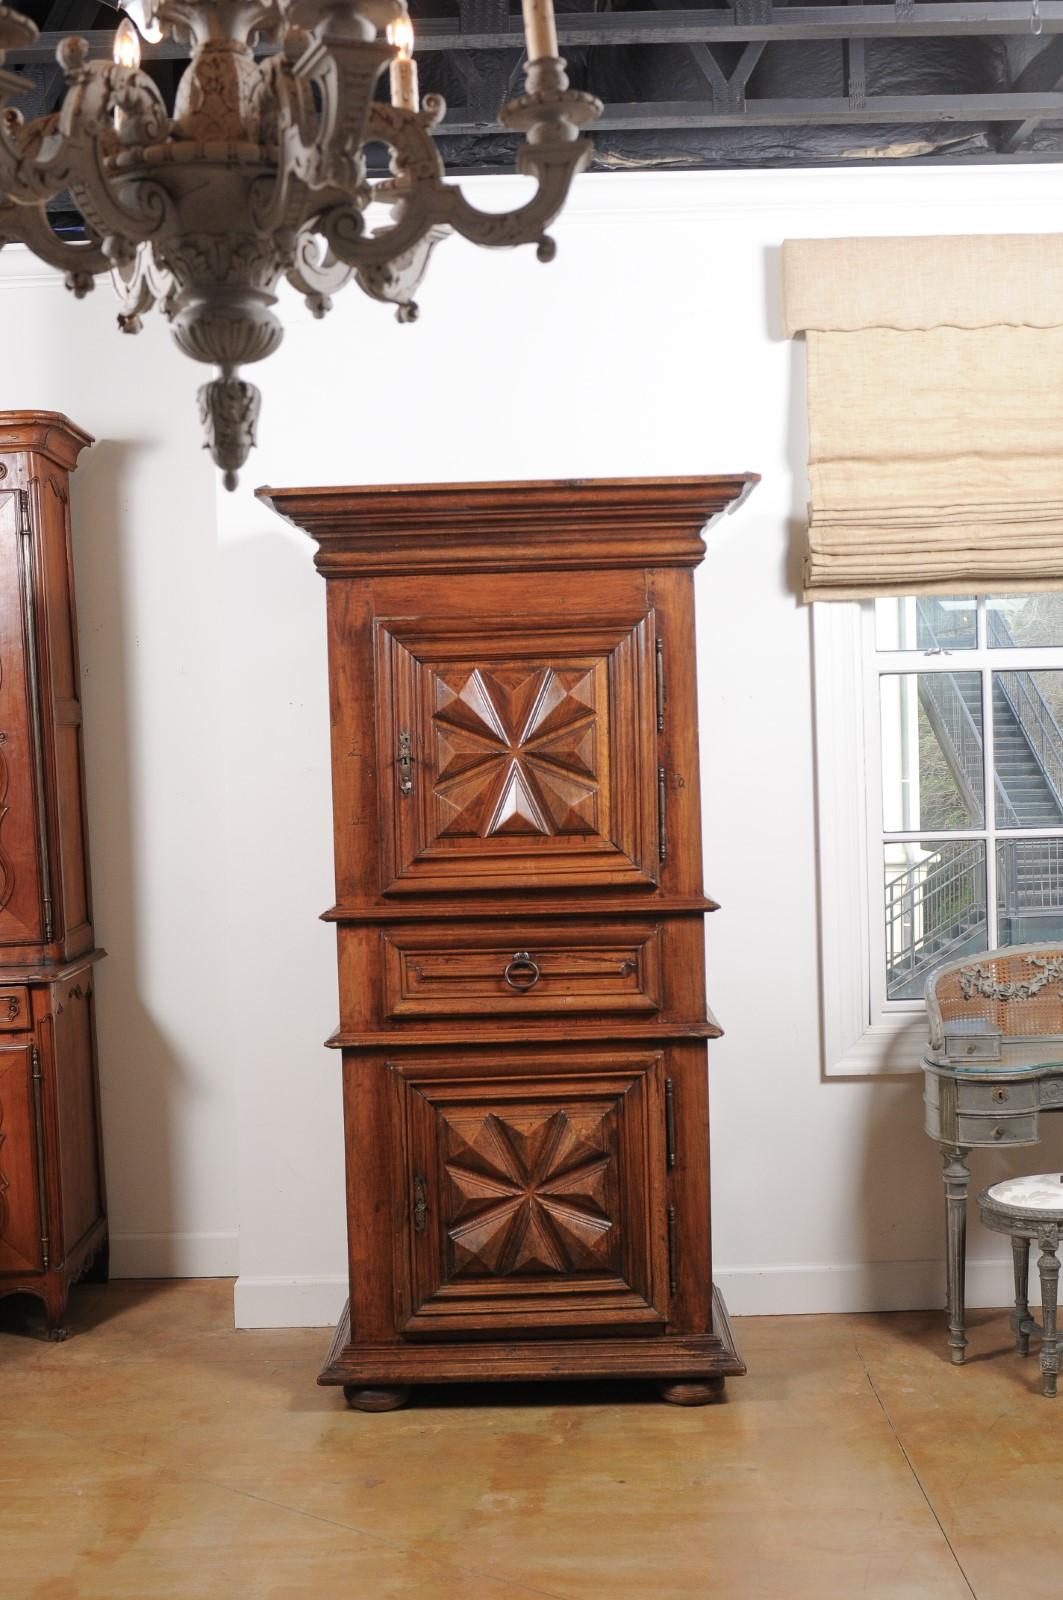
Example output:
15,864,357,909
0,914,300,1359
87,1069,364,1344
782,233,1063,601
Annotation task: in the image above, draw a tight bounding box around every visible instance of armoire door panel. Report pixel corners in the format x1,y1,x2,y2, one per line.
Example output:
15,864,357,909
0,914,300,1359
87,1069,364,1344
0,1043,43,1275
390,1052,668,1337
381,923,662,1019
374,614,660,894
0,493,45,947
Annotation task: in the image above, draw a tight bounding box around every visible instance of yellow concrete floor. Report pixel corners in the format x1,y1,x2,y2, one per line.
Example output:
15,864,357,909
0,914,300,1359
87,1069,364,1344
0,1281,1058,1600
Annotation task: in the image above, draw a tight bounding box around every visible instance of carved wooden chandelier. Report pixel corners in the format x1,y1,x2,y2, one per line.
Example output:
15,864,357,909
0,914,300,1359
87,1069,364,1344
0,0,600,485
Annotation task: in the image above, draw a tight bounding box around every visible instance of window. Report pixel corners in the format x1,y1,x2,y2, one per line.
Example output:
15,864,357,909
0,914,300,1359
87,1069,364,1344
814,594,1063,1076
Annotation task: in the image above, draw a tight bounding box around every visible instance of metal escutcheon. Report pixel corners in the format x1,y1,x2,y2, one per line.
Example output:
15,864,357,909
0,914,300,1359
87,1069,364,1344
503,951,540,991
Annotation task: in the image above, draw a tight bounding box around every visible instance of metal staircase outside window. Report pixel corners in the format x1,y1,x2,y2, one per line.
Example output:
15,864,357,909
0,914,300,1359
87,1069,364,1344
885,599,1063,1000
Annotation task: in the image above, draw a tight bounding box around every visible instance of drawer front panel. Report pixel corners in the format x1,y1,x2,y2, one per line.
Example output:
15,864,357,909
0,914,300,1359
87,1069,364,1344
0,987,30,1032
382,925,662,1019
957,1080,1038,1114
956,1112,1039,1147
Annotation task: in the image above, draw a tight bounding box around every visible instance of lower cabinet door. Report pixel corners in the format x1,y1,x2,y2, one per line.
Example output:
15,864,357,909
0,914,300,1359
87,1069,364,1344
390,1050,670,1338
0,1042,43,1276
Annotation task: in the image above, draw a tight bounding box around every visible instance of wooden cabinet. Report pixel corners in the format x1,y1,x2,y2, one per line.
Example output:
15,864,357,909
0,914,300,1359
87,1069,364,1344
260,474,756,1407
0,413,106,1339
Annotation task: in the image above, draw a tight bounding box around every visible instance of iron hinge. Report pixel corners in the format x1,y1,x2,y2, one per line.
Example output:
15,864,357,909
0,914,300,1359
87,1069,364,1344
657,767,667,863
655,637,665,733
412,1173,428,1233
666,1204,677,1296
30,1045,50,1270
664,1076,677,1170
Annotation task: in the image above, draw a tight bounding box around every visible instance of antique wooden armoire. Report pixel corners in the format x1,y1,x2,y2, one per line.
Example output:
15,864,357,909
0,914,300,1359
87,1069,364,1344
261,475,756,1408
0,412,107,1338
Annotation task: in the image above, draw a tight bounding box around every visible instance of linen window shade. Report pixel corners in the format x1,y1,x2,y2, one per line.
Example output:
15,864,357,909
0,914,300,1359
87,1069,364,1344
782,233,1063,601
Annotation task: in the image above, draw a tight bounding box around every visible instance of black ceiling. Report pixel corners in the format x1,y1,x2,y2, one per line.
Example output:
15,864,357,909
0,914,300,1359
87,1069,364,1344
6,1,1063,176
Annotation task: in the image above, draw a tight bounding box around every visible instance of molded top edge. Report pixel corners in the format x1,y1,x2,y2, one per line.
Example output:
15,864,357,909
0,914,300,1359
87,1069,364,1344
0,411,95,470
257,474,759,573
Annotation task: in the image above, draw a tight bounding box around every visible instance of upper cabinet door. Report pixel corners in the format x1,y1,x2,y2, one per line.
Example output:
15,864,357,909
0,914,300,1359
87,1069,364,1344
375,612,659,894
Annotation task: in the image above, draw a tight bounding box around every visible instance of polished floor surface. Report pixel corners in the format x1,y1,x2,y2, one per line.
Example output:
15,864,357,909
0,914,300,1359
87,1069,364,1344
0,1279,1057,1599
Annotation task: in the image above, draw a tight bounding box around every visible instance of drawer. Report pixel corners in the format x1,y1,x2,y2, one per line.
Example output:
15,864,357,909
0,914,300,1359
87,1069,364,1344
382,924,662,1019
956,1112,1039,1147
956,1080,1038,1115
0,986,30,1031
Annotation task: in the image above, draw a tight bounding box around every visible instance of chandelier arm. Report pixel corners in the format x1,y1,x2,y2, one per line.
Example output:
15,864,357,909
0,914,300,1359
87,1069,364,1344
0,197,108,289
285,226,354,314
443,140,594,251
352,222,447,317
247,51,320,238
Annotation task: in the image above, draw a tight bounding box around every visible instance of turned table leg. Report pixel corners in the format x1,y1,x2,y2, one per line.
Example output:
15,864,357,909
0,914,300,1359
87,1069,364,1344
1011,1234,1034,1356
942,1146,971,1365
1037,1228,1061,1399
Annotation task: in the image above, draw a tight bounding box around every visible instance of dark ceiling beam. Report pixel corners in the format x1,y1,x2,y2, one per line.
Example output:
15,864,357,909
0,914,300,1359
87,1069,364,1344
998,38,1063,151
11,5,1063,62
439,90,1063,133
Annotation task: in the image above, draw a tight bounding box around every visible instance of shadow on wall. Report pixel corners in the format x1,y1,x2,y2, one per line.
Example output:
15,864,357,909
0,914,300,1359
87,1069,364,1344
71,440,194,1279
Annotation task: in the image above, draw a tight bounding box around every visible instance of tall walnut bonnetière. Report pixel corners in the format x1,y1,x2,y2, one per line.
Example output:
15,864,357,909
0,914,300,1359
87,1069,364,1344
0,412,106,1339
261,476,756,1408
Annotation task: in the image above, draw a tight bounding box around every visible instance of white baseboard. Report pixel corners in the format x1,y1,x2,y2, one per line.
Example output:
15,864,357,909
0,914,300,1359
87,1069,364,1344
234,1274,348,1329
230,1258,1039,1330
716,1257,1045,1316
109,1231,239,1279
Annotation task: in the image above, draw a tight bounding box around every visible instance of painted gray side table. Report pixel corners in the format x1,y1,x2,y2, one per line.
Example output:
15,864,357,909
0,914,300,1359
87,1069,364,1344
976,1174,1063,1397
923,945,1063,1365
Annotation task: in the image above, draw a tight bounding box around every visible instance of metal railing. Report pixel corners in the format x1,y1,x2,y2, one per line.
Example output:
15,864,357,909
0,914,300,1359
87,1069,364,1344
885,841,987,996
988,608,1063,819
998,837,1063,915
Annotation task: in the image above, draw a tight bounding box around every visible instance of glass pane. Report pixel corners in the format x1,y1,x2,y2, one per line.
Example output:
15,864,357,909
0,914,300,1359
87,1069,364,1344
880,672,984,831
875,596,977,651
997,838,1063,947
993,669,1063,827
885,840,987,1001
987,593,1063,649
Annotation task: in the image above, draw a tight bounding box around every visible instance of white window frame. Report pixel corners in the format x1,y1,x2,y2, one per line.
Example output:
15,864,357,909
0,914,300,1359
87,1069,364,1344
814,598,1063,1077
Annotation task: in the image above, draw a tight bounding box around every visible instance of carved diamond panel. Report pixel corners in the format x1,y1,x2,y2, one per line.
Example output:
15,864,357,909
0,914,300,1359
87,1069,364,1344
432,666,600,839
442,1106,619,1279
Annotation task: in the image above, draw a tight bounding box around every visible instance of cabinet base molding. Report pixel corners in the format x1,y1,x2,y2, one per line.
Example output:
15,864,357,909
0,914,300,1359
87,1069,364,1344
0,1217,108,1339
320,1284,744,1396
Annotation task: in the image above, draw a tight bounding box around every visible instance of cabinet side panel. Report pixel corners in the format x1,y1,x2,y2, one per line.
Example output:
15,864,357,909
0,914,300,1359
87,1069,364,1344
0,1043,42,1274
649,568,706,901
30,469,90,947
50,986,103,1258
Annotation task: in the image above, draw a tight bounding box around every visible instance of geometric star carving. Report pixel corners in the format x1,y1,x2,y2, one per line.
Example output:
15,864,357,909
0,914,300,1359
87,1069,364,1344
443,1107,617,1279
432,665,600,838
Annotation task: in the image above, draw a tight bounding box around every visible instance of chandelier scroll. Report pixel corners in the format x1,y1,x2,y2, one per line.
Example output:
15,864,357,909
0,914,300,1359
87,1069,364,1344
0,0,600,486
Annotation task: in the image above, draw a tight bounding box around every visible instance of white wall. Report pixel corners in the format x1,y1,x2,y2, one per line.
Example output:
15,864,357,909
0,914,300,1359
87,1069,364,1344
5,163,1063,1326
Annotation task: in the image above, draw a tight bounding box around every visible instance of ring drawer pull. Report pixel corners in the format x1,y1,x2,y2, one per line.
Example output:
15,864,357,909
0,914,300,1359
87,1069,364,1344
504,951,540,991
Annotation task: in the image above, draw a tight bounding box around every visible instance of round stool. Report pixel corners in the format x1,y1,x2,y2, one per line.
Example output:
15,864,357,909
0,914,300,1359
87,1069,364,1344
978,1173,1063,1398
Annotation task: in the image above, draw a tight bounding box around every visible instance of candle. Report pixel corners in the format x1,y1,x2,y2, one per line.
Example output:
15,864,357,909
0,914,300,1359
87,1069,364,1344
113,15,141,68
521,0,558,61
387,15,419,113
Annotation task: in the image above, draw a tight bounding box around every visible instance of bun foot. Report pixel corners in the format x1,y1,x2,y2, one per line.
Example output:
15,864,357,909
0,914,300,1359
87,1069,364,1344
343,1384,412,1412
658,1376,725,1406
